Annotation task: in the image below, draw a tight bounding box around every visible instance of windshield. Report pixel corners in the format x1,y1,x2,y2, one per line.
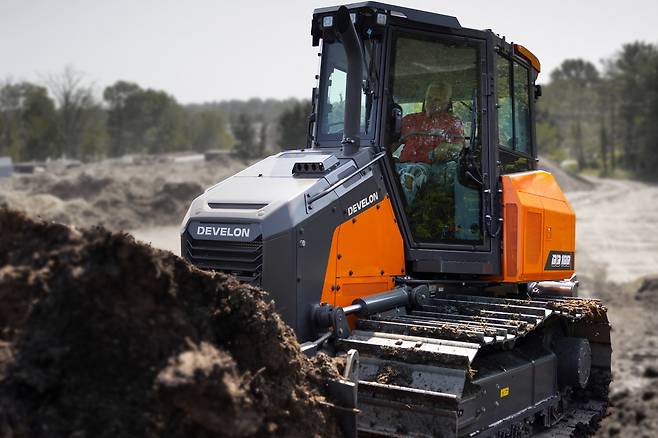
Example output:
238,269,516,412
317,40,378,141
387,31,484,245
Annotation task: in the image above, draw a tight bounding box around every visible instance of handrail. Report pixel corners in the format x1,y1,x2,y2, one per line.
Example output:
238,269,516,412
307,152,386,205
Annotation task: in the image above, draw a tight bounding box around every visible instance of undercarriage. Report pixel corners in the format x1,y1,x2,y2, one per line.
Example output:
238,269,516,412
314,285,611,437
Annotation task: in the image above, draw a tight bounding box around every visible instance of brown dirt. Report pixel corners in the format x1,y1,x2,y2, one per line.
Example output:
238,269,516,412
0,154,250,231
578,276,658,437
544,298,609,321
0,208,341,438
374,363,413,387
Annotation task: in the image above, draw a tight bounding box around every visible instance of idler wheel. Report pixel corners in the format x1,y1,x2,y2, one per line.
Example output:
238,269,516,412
553,337,591,389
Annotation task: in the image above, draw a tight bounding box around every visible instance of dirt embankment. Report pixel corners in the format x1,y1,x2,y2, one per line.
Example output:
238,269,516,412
0,208,341,438
0,155,248,231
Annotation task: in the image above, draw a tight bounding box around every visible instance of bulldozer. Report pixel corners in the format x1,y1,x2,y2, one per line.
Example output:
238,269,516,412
181,3,611,436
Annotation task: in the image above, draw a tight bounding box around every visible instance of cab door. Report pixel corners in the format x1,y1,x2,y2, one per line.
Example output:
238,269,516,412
381,26,499,275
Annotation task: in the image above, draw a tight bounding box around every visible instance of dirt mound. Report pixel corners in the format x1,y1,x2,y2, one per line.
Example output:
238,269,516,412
0,156,250,231
1,171,204,231
636,276,658,302
0,208,340,437
45,172,116,201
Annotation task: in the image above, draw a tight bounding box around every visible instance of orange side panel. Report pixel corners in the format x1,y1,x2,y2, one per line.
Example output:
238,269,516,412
489,171,575,283
321,195,405,308
319,228,339,306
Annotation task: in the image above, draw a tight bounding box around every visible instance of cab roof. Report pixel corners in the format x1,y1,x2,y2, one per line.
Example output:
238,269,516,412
313,2,461,29
313,2,541,73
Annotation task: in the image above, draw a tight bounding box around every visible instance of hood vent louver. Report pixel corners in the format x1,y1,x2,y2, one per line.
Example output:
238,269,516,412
207,202,268,210
292,155,339,177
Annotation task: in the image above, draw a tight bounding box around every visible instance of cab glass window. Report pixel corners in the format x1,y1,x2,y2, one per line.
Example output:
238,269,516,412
387,31,483,245
513,62,531,154
317,40,377,139
496,56,513,148
496,56,532,156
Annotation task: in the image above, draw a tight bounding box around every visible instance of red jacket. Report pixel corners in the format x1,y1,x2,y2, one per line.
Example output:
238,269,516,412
399,111,464,163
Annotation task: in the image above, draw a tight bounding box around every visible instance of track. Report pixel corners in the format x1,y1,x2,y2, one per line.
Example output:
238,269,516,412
333,292,612,437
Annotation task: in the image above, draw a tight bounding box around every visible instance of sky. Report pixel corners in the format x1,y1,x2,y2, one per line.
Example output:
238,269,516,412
1,0,657,104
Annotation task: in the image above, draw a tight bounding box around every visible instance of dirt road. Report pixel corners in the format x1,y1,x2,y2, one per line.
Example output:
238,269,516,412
569,177,658,286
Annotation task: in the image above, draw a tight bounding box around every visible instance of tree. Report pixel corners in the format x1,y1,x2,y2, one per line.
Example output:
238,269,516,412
278,100,311,149
231,113,257,158
550,59,600,87
103,81,141,157
606,42,658,177
46,66,104,159
186,108,233,152
257,121,267,157
0,81,58,161
549,59,600,170
116,88,186,155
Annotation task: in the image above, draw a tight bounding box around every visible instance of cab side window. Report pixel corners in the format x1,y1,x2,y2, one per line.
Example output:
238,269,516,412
513,63,531,155
496,56,513,148
496,55,532,173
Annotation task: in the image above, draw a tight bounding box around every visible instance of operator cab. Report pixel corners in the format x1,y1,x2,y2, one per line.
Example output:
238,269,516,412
310,2,541,276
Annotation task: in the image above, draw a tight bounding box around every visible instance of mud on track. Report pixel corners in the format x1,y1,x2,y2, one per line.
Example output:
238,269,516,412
0,208,341,438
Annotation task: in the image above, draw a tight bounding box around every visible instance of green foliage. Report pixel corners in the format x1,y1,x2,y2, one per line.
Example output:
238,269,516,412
120,88,186,154
186,108,233,152
0,82,58,161
104,81,141,157
278,100,310,149
231,113,258,159
538,43,658,180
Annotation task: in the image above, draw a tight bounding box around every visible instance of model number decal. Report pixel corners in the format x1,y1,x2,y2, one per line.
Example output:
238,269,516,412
545,251,575,270
347,191,379,217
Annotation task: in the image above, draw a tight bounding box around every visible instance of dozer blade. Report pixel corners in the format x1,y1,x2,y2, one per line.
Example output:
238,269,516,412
333,294,611,437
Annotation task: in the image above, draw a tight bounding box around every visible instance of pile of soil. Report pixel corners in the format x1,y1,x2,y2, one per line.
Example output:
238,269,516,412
0,155,249,231
636,276,658,304
0,208,341,437
0,171,203,231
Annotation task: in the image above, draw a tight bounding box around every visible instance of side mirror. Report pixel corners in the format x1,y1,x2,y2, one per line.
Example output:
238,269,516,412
534,84,542,100
390,104,402,141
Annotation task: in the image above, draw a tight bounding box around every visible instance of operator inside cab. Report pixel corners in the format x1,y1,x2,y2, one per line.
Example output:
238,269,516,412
392,82,465,203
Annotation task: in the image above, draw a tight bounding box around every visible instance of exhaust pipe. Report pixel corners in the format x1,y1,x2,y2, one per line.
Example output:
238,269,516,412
530,275,580,297
335,6,363,155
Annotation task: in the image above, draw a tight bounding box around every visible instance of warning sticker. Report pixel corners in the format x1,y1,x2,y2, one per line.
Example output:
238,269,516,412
500,387,510,398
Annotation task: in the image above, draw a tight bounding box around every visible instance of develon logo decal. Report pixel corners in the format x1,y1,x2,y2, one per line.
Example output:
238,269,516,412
347,192,379,216
196,225,250,238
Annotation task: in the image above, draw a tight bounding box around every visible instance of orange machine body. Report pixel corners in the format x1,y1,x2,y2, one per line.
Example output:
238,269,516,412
489,170,576,282
320,195,405,307
320,170,575,306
